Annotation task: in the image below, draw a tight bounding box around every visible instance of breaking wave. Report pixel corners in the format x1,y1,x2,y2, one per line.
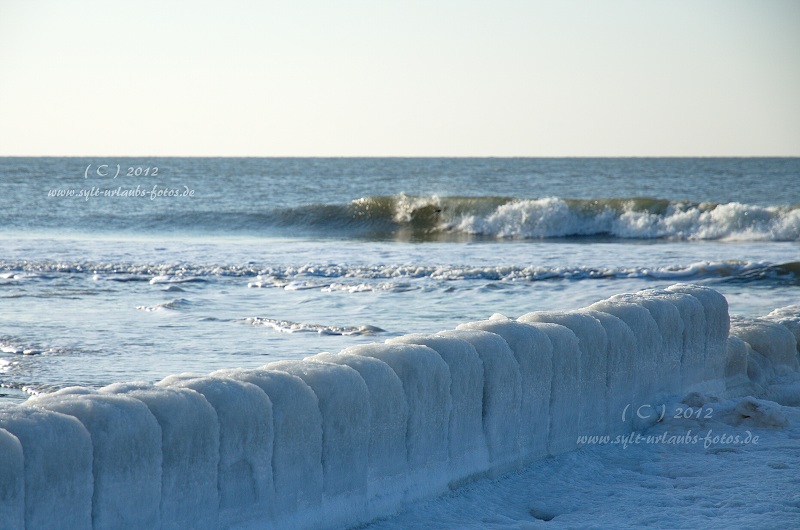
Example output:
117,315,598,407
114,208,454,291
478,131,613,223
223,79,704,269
261,195,800,241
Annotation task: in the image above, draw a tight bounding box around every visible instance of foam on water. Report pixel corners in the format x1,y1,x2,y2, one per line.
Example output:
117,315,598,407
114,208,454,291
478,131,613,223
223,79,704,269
3,258,800,284
237,194,800,241
245,318,384,336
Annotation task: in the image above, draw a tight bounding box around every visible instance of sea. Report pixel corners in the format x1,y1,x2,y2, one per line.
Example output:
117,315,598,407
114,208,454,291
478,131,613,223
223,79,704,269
1,157,798,403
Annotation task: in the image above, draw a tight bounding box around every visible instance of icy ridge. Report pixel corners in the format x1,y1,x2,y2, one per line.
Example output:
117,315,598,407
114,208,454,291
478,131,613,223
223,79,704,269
1,284,798,529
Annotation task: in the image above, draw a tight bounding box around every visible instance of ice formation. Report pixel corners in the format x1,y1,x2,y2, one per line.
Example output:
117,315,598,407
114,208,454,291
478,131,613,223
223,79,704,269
730,317,799,379
26,389,163,528
341,343,452,500
210,367,323,527
100,382,220,530
667,283,730,392
585,299,662,407
455,319,554,461
384,334,488,482
0,427,24,529
517,312,609,439
156,375,274,528
0,405,93,529
524,322,582,455
436,329,522,473
305,352,409,512
1,284,798,530
263,359,370,528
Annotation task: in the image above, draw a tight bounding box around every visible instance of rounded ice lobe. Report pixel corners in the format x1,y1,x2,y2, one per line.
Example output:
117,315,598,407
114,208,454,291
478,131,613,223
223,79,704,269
264,359,370,527
27,391,163,529
0,405,93,529
306,352,409,499
212,367,323,526
158,374,274,527
101,382,220,530
385,334,489,481
0,427,24,529
518,312,609,438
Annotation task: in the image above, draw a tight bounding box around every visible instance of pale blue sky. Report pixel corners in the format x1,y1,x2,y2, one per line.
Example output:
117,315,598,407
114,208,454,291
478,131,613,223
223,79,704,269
1,0,798,156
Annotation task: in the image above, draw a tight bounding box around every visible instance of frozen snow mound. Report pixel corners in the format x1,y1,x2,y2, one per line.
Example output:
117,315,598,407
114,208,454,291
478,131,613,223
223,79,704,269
730,316,800,381
762,304,800,348
1,283,797,530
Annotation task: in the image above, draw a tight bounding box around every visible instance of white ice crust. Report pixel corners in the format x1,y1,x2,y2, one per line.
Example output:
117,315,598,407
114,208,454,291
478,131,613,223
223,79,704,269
3,284,795,530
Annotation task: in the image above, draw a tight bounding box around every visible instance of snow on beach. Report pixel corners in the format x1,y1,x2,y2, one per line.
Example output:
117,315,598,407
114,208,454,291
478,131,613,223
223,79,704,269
1,284,799,529
366,376,800,529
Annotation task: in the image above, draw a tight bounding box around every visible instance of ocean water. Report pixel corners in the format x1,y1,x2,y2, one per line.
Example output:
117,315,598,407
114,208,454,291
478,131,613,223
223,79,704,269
1,157,798,402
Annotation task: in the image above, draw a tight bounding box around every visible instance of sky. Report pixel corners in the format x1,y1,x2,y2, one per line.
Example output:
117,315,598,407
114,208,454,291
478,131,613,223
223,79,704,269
0,0,798,157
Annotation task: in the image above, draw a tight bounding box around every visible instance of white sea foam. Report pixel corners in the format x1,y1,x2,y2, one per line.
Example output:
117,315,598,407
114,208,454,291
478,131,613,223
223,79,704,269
3,258,797,284
244,317,384,336
452,198,800,241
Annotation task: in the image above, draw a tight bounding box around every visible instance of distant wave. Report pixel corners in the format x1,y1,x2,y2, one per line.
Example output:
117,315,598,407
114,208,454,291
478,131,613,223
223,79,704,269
15,194,800,241
2,259,798,286
268,195,800,241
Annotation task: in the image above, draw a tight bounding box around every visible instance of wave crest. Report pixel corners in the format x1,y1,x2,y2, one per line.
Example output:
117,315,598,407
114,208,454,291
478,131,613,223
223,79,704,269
338,195,800,241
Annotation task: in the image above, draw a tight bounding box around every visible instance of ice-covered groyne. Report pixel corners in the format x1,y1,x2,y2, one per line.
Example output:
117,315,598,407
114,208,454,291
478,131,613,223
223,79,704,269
1,284,798,529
